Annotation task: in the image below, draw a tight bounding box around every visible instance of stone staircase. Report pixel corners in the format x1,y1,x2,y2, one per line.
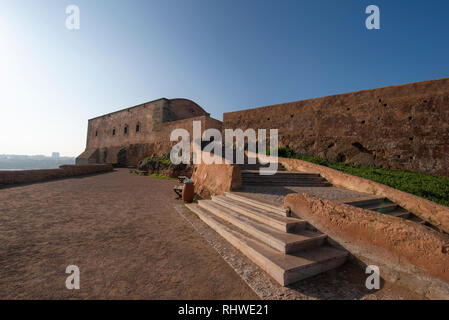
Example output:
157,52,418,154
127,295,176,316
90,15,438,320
342,197,427,225
238,161,331,187
241,170,330,187
185,192,348,286
238,162,287,171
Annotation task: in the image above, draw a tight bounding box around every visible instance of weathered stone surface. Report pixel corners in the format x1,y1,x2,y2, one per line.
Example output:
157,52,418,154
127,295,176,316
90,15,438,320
223,77,449,177
191,156,242,198
346,152,375,167
284,193,449,299
75,148,99,165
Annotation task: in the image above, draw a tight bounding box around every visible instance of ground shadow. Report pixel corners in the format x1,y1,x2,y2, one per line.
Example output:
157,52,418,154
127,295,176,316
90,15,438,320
286,260,388,300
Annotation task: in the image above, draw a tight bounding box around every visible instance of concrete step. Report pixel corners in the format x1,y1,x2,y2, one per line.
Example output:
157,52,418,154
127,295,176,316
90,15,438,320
345,197,412,220
239,163,287,168
241,181,330,187
210,196,306,232
185,203,348,286
241,177,327,182
225,192,289,217
242,181,328,185
408,215,426,224
344,197,387,207
242,174,325,178
241,175,322,180
239,165,286,170
364,202,399,213
242,174,327,183
389,208,411,219
241,170,321,176
241,178,328,184
199,200,326,253
239,168,287,172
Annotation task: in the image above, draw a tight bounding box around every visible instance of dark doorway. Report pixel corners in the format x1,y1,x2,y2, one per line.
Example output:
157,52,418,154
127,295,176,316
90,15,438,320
117,148,128,167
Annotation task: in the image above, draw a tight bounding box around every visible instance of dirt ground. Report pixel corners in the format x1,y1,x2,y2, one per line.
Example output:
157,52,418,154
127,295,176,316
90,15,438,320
0,169,258,299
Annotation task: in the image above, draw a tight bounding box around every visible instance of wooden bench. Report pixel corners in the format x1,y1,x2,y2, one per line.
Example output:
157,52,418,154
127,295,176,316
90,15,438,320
174,176,189,198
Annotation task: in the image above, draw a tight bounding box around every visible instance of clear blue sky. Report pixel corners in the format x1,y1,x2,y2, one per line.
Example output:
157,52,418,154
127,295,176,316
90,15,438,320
1,0,448,156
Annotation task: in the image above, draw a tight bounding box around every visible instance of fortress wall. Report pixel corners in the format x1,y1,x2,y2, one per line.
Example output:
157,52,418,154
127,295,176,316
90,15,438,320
90,115,222,166
125,115,222,166
79,98,222,166
85,98,211,150
223,78,449,177
169,98,212,121
86,99,163,150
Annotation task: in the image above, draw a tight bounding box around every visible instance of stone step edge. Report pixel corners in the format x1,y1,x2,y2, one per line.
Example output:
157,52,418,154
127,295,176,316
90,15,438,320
241,178,328,181
340,197,387,206
185,203,348,286
212,195,305,232
186,203,288,285
200,199,323,253
242,183,331,187
241,181,329,185
225,192,289,216
241,171,320,176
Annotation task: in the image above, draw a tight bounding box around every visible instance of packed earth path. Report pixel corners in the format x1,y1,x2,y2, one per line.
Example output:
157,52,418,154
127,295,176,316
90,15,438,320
0,169,258,299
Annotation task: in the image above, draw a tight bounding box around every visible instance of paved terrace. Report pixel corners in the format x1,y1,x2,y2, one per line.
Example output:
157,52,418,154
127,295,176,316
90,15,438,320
0,169,426,299
0,169,258,299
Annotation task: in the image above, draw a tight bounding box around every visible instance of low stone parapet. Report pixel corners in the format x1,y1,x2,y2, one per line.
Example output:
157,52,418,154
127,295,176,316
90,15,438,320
0,164,113,186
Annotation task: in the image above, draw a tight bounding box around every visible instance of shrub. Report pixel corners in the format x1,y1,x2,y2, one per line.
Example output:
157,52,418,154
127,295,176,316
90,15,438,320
138,154,172,171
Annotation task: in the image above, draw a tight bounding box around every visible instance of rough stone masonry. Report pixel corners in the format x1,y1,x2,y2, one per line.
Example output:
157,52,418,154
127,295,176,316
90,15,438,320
223,77,449,177
76,98,222,167
77,78,449,177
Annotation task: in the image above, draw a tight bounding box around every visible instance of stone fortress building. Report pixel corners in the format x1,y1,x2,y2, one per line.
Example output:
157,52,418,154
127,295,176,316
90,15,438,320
76,98,222,167
77,77,449,177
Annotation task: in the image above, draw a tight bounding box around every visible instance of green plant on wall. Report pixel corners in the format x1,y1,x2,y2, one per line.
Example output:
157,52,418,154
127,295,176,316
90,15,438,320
141,153,171,165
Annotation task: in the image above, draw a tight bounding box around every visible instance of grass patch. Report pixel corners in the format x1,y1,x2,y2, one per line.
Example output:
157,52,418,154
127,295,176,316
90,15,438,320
148,173,177,180
272,147,449,207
